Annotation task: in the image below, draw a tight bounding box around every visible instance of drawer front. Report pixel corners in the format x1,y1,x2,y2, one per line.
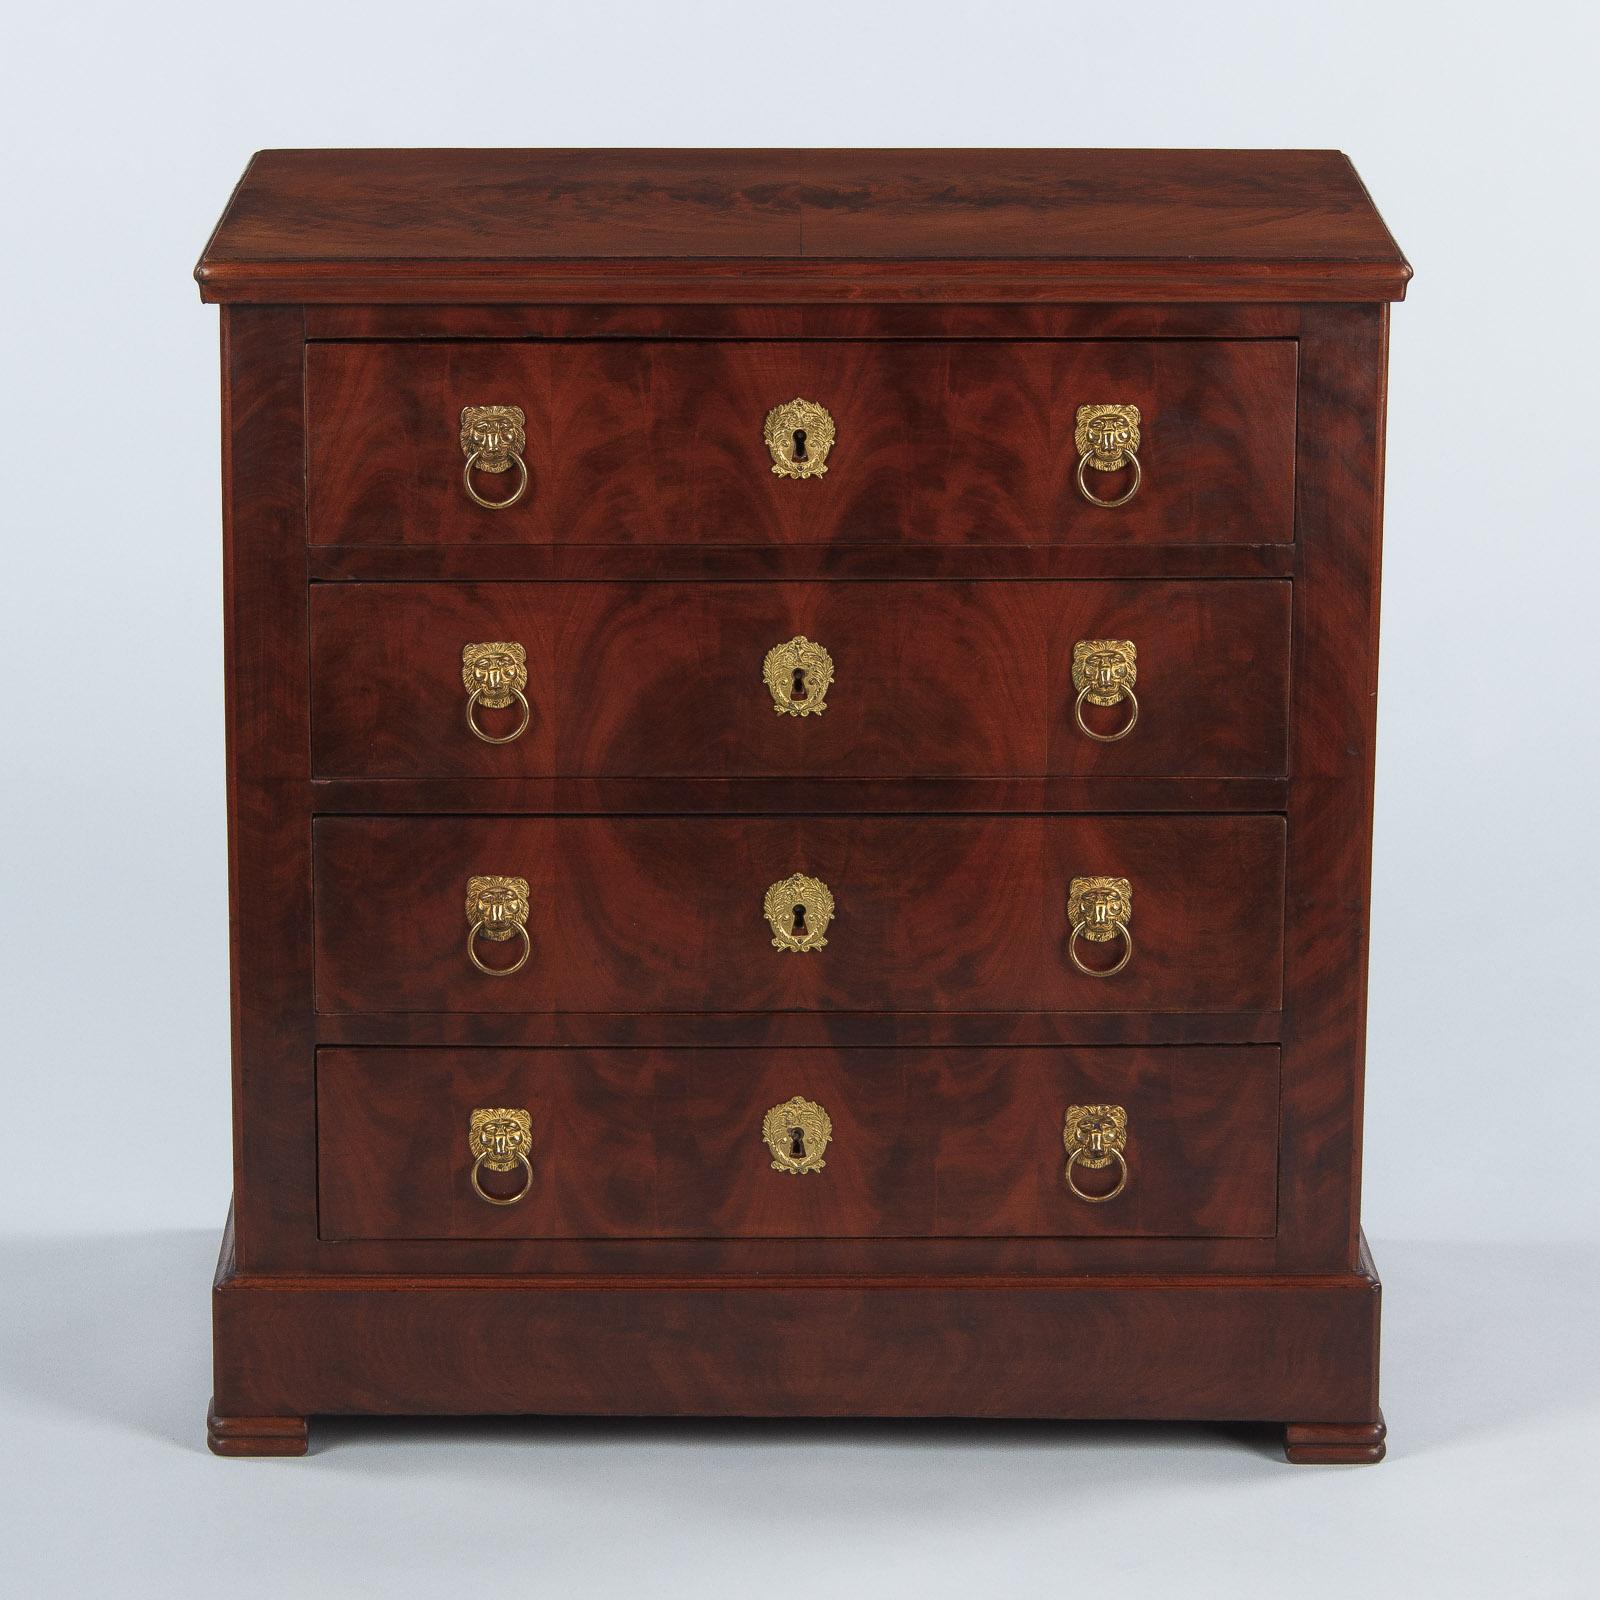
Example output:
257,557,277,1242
317,1045,1279,1241
310,580,1290,779
307,340,1296,546
313,815,1285,1014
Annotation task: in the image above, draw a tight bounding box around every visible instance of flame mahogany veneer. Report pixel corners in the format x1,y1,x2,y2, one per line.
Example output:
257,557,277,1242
198,149,1407,1463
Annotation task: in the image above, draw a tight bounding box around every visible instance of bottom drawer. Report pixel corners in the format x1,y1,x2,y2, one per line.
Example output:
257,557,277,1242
318,1046,1278,1242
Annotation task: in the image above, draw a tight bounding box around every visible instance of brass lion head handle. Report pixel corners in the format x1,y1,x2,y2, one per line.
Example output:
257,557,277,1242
764,873,835,953
764,398,835,480
459,405,529,510
763,635,834,716
1063,1104,1129,1202
1075,404,1142,508
468,1107,534,1205
465,874,532,977
462,641,531,744
763,1095,833,1174
1071,639,1139,742
1067,875,1133,978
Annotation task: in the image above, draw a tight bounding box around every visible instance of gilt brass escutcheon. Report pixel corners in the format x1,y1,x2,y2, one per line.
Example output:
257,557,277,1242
762,1095,833,1174
764,398,835,479
1074,403,1143,507
459,404,529,509
462,640,531,744
1067,875,1133,977
763,635,834,716
1063,1103,1129,1202
468,1106,534,1205
764,873,835,953
465,874,532,977
1071,639,1139,742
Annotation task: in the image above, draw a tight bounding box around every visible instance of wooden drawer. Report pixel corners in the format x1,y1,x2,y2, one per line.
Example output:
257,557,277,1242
310,579,1290,779
317,1045,1279,1241
312,815,1285,1015
306,340,1297,546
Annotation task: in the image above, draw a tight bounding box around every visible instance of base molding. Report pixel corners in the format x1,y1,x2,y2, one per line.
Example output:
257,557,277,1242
1285,1413,1387,1464
213,1227,1383,1460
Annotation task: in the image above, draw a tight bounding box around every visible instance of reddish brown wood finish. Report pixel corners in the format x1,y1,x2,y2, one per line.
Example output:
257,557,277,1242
200,151,1401,1460
310,776,1287,818
311,814,1286,1016
309,580,1291,780
317,1045,1278,1242
196,149,1410,304
220,306,315,1270
1285,1415,1387,1464
304,301,1306,342
206,1403,308,1458
306,340,1297,547
1276,305,1389,1271
209,1225,1383,1454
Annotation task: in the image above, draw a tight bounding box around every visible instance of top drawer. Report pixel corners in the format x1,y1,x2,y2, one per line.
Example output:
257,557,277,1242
306,341,1297,547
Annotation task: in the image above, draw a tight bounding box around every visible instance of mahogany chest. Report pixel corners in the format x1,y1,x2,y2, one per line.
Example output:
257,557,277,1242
196,149,1409,1462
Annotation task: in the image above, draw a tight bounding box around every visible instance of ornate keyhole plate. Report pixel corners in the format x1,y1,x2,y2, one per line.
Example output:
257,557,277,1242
763,635,834,716
762,1095,833,1174
764,873,835,952
764,398,836,479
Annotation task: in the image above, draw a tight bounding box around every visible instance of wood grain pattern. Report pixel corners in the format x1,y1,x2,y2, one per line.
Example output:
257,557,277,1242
309,580,1291,780
308,776,1289,818
196,149,1410,304
305,541,1295,583
306,340,1297,547
209,1226,1384,1446
199,151,1403,1455
1276,305,1389,1271
316,1045,1278,1242
304,301,1305,342
219,307,316,1270
311,814,1286,1016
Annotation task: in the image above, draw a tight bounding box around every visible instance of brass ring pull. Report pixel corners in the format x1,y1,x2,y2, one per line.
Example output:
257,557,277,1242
1073,681,1139,742
1067,876,1133,978
1074,404,1143,509
462,448,529,511
1065,1145,1128,1203
466,686,532,744
1069,919,1133,977
470,1149,533,1205
468,1108,533,1205
467,919,531,977
1063,1104,1129,1204
465,875,531,977
459,405,529,511
1076,448,1141,508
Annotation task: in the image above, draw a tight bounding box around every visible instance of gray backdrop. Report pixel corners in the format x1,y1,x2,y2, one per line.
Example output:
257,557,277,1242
3,0,1595,1593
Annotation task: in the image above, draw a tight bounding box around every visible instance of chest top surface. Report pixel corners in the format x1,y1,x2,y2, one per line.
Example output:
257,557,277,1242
195,148,1410,305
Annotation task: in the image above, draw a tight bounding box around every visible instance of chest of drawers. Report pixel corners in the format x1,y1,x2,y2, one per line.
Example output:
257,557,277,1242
197,149,1409,1463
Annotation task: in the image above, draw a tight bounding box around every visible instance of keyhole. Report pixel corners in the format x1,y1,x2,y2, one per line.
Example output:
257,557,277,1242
791,902,808,937
792,428,808,461
789,1126,807,1159
790,666,808,701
